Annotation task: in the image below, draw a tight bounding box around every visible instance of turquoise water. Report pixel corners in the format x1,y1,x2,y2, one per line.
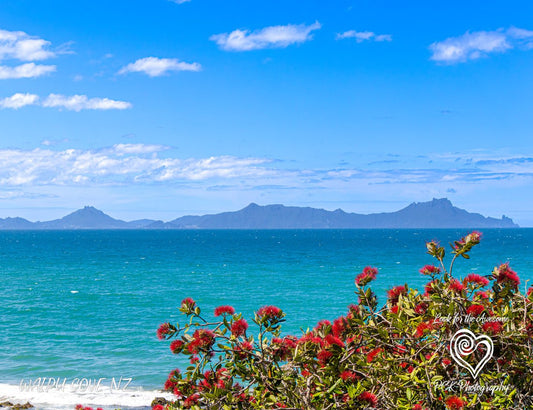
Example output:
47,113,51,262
1,229,532,396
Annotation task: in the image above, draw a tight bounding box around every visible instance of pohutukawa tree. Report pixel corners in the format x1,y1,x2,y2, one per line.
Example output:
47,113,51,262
154,232,533,409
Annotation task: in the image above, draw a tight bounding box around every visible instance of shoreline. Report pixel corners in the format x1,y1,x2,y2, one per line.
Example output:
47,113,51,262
0,383,174,410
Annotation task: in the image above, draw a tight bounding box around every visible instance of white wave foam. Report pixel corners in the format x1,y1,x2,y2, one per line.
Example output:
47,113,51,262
0,383,174,410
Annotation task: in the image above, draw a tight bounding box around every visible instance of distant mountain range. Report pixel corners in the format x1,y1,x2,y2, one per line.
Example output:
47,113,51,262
0,199,518,229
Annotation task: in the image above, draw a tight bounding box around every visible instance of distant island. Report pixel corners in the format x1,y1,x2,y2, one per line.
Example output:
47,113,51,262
0,198,518,229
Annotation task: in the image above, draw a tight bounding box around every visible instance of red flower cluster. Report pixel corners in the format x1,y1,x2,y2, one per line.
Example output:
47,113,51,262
358,391,377,407
231,318,248,337
445,395,465,409
180,297,197,314
271,336,297,360
366,347,382,363
198,368,232,392
233,341,254,359
355,266,378,286
157,323,173,340
339,370,358,382
387,285,407,305
424,280,439,296
314,320,331,333
323,334,344,349
163,368,181,392
181,297,196,308
465,231,482,244
317,349,333,367
449,279,464,294
183,393,200,408
214,305,235,316
170,339,184,354
493,263,520,289
475,290,489,300
463,273,489,287
415,319,441,338
419,265,441,276
332,316,347,338
454,231,482,250
482,320,503,334
188,329,216,354
414,302,428,315
256,305,283,321
466,304,485,317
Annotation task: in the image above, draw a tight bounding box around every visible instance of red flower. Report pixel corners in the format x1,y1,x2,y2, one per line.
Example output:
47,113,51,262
358,391,378,407
393,344,406,355
181,297,196,308
493,263,520,289
391,305,399,314
332,316,347,338
157,323,173,340
387,285,407,305
465,231,482,244
445,396,465,409
475,291,489,299
414,302,428,315
231,318,248,337
170,339,184,354
466,304,484,317
183,393,200,408
419,265,441,276
234,341,253,359
271,336,297,360
482,321,503,334
463,273,489,287
442,358,451,366
323,334,344,349
188,329,216,354
415,319,440,338
314,320,331,333
424,280,439,296
214,305,235,316
366,347,382,363
152,406,164,410
355,266,378,286
449,279,464,293
256,305,283,321
317,349,333,367
340,370,358,382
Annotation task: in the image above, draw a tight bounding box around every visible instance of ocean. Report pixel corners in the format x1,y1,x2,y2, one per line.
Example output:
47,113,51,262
1,229,532,409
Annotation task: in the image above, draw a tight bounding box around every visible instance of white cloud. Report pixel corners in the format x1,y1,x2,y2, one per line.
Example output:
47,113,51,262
210,22,321,51
0,62,56,79
336,30,392,42
0,146,272,186
0,93,132,111
0,28,56,61
118,57,201,77
429,27,533,63
0,93,39,109
41,94,132,111
111,143,168,155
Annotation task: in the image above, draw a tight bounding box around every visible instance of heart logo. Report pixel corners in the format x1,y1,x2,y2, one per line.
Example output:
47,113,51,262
450,329,494,378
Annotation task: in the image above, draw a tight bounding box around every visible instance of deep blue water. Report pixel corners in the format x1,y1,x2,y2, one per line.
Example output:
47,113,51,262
0,229,531,394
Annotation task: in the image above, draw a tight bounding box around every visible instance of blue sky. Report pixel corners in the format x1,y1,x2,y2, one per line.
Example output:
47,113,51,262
0,0,532,225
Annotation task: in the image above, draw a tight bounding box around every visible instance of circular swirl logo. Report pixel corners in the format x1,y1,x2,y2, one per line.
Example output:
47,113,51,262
450,328,494,378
